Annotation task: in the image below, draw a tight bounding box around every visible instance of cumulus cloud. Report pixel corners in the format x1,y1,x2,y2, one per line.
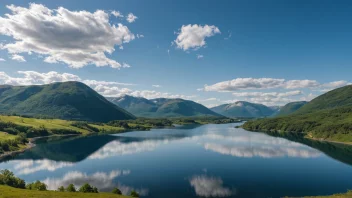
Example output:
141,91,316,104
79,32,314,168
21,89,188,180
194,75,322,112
189,175,234,197
0,71,80,85
0,3,135,68
126,13,138,23
11,54,26,62
111,10,123,18
174,24,220,51
0,58,5,61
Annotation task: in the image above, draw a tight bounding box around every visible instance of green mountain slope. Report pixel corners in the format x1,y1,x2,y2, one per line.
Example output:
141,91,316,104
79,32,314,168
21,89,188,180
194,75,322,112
107,95,222,118
210,101,275,118
276,101,307,116
0,82,135,122
243,85,352,142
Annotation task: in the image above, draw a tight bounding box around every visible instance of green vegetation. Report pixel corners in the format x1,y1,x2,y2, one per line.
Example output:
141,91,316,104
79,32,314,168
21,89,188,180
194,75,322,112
0,82,135,122
0,169,25,189
243,85,352,143
112,188,122,195
0,170,131,197
108,95,222,118
302,190,352,198
78,183,98,193
26,180,47,191
276,101,307,116
0,185,129,198
211,101,276,118
130,190,139,197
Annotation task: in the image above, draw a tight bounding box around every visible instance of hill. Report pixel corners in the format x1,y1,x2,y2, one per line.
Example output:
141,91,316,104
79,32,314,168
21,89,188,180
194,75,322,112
210,101,275,118
0,82,135,122
243,85,352,143
276,101,308,116
107,95,222,118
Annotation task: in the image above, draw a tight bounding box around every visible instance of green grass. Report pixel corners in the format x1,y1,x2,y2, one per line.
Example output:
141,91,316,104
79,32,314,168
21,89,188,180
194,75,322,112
0,185,131,198
303,190,352,198
0,132,17,141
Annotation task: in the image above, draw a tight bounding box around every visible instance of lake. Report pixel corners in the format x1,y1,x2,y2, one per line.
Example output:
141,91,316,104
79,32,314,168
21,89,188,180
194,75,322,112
1,123,352,198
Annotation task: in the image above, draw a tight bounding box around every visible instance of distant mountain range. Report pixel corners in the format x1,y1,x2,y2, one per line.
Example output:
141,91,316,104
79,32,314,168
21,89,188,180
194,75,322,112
210,101,277,118
107,95,222,118
0,81,135,122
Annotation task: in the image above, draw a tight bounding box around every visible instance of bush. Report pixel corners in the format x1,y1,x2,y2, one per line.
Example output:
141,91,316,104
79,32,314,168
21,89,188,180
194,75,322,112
130,190,139,197
57,186,65,192
26,180,47,191
0,169,25,189
78,183,98,193
112,187,122,194
66,184,76,192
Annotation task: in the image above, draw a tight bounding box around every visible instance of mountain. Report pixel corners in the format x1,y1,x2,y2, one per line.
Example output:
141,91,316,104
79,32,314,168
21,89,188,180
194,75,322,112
0,81,135,122
107,95,222,118
210,101,275,118
276,101,307,116
243,85,352,143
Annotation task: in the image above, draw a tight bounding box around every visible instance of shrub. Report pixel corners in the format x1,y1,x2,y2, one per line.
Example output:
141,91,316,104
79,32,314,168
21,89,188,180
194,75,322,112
130,190,139,197
112,187,122,194
0,169,25,189
26,180,47,191
57,186,65,192
66,184,76,192
78,183,98,193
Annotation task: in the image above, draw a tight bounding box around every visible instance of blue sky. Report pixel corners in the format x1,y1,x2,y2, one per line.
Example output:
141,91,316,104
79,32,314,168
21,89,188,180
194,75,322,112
0,0,351,107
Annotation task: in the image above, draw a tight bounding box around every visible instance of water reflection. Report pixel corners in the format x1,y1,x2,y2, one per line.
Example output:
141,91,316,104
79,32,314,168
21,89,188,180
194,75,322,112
189,175,235,197
1,124,352,197
42,170,148,196
13,159,74,175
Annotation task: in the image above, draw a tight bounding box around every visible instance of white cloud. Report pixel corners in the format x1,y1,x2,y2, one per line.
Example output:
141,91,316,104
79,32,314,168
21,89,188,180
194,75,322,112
0,3,135,68
232,90,302,98
203,78,348,92
174,24,220,51
189,175,234,197
111,10,123,18
0,58,5,61
126,13,138,23
11,54,26,62
197,54,204,59
152,85,161,88
130,90,196,100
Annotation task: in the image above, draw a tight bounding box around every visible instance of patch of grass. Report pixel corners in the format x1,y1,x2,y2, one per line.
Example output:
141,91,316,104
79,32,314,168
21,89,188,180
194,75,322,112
300,190,352,198
0,185,131,198
0,132,17,141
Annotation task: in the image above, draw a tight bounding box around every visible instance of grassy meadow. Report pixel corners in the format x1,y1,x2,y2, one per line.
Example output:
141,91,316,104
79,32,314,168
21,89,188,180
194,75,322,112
0,185,130,198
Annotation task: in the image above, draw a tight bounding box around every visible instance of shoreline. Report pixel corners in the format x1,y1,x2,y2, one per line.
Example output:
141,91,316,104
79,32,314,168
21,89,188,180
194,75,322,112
0,134,79,160
241,126,352,146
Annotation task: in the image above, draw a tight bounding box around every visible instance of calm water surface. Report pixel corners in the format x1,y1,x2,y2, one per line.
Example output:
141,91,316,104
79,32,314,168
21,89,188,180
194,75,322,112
1,123,352,198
